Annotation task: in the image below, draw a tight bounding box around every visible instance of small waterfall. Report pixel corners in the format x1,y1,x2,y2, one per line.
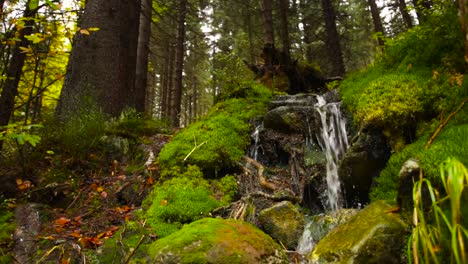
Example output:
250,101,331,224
314,95,349,211
250,123,264,161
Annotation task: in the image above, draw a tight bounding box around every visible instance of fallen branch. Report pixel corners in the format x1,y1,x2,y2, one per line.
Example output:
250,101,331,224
183,137,207,162
242,156,277,191
425,98,468,149
124,234,146,264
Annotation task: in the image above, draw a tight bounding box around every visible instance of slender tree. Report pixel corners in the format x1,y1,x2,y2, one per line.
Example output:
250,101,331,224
321,0,345,76
278,0,291,59
368,0,385,46
261,0,275,46
0,1,38,150
397,0,414,28
134,0,152,113
171,0,187,127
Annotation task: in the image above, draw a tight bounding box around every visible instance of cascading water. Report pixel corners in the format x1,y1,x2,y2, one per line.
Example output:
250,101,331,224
250,123,264,161
314,95,349,211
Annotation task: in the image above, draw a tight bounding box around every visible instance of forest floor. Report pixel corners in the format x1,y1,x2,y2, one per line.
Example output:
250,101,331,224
3,133,172,263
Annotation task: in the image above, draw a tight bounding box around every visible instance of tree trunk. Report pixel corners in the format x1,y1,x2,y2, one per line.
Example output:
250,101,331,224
134,0,152,113
261,0,275,46
300,0,314,62
171,0,187,127
459,0,468,70
368,0,385,46
56,0,140,119
278,0,291,59
0,2,37,150
412,0,432,23
397,0,413,28
320,0,345,76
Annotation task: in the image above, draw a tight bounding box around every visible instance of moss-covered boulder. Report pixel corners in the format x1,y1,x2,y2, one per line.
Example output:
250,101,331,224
148,218,288,264
258,201,304,250
309,200,407,263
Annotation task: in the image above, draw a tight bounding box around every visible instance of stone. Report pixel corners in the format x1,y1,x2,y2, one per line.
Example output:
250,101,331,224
309,200,407,264
397,158,421,211
258,201,305,250
148,218,288,264
339,125,391,207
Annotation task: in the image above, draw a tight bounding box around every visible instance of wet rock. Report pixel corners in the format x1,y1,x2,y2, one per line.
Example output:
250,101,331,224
309,200,407,264
338,125,391,207
258,201,305,250
13,203,44,263
148,218,288,263
397,158,421,211
296,208,358,255
263,106,319,134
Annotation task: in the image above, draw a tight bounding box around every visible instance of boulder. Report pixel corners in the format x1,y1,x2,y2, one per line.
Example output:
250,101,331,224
397,159,422,211
258,201,305,250
148,218,288,264
309,200,407,263
339,126,391,207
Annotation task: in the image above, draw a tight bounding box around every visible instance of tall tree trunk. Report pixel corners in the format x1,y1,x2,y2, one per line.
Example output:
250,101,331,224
459,0,468,70
368,0,385,46
278,0,291,59
397,0,413,28
56,0,140,119
320,0,345,76
171,0,187,127
301,0,314,62
0,2,37,151
134,0,152,113
412,0,432,23
261,0,275,45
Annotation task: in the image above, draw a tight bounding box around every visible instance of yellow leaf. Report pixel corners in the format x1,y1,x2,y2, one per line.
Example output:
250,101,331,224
88,27,100,32
19,46,32,53
79,29,90,35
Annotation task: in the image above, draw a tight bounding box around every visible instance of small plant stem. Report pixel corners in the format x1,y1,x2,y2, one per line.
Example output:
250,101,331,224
425,98,468,149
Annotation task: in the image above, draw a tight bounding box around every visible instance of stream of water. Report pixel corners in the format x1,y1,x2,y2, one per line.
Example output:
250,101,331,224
314,95,348,211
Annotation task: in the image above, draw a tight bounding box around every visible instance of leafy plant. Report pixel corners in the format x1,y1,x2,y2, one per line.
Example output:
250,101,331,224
0,123,43,147
409,158,468,264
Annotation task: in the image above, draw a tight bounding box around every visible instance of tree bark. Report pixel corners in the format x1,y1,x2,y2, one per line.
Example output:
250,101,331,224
134,0,152,113
56,0,140,119
412,0,432,23
397,0,413,28
367,0,385,46
0,1,37,150
261,0,275,46
459,0,468,70
171,0,187,127
278,0,291,59
320,0,345,76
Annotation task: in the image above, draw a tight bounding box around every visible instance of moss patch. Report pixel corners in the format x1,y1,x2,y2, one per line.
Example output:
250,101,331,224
148,218,288,264
158,83,272,177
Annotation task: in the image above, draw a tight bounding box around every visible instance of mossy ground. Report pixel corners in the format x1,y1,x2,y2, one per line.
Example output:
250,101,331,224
339,5,468,202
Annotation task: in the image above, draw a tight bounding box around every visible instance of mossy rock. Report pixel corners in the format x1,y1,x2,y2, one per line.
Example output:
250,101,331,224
148,218,288,264
309,200,407,263
258,201,305,250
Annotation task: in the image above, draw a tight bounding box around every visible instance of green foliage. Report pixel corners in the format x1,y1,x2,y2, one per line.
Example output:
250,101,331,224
45,105,106,155
210,174,239,204
370,124,468,201
158,83,271,176
409,158,468,264
0,199,15,263
0,123,42,147
106,108,169,138
146,166,224,238
382,4,463,71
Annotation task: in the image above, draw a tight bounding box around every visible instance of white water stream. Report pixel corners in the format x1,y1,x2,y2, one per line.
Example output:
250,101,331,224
314,95,349,212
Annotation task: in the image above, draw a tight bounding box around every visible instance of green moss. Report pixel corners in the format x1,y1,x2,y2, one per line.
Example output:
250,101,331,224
148,218,288,264
0,201,15,263
158,83,271,177
370,124,468,201
310,201,407,263
145,166,224,238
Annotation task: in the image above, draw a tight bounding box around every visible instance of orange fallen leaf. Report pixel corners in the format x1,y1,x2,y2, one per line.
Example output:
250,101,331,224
70,231,82,238
55,217,71,226
147,176,154,185
115,205,131,213
96,186,104,192
160,199,168,206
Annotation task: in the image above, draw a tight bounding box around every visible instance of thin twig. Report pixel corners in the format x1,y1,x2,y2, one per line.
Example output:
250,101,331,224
183,140,207,162
425,98,468,149
123,235,146,264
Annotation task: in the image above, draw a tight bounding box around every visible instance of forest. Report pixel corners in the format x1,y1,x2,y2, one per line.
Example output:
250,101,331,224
0,0,467,263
